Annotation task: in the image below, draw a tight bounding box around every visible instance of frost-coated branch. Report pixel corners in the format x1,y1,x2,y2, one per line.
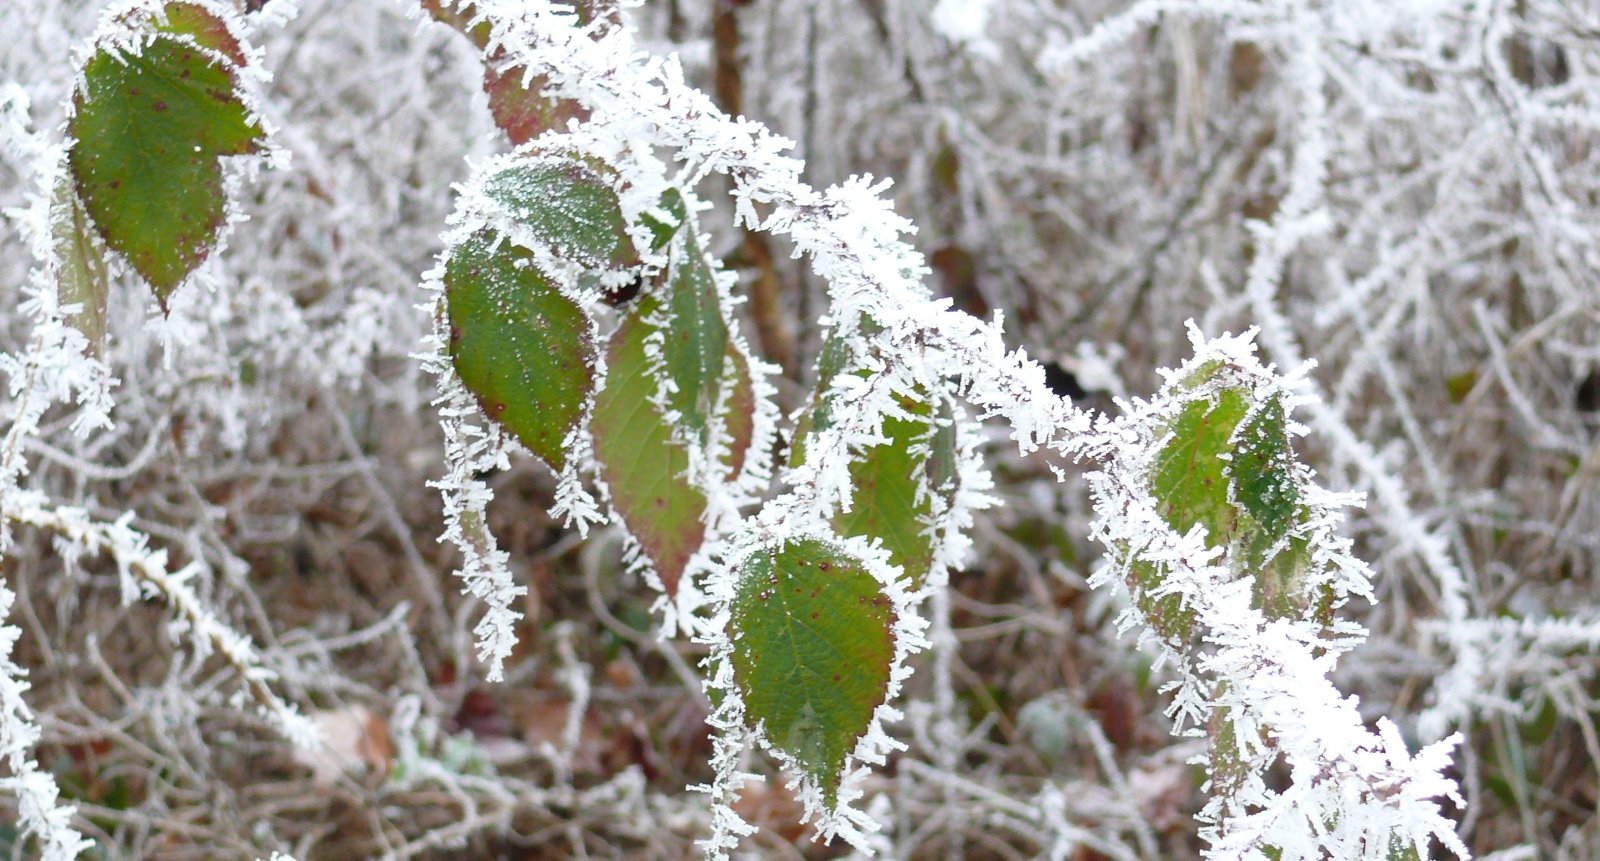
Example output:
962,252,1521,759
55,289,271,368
6,493,316,748
424,1,1094,490
0,575,94,861
1081,325,1467,861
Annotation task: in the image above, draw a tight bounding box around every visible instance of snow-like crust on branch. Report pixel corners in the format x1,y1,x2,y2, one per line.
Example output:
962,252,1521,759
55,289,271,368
0,575,94,861
1079,323,1467,861
8,493,317,748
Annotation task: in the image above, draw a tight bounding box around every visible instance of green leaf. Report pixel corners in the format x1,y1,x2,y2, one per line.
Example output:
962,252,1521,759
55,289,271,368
1229,396,1298,542
68,4,263,308
730,537,896,807
927,398,961,511
722,344,756,479
51,178,109,353
658,225,729,440
1151,388,1249,546
592,297,707,597
641,188,689,253
483,64,585,146
479,159,636,270
834,393,941,589
445,230,596,471
787,333,852,469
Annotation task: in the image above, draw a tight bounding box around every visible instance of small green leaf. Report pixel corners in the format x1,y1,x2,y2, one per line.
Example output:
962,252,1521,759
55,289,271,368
658,225,729,440
1229,396,1298,542
1445,370,1476,404
592,297,707,597
479,159,636,270
1151,388,1249,546
927,398,961,510
834,393,941,589
51,178,109,353
722,344,756,479
730,537,896,807
68,4,263,307
641,188,689,253
788,333,852,469
445,230,595,471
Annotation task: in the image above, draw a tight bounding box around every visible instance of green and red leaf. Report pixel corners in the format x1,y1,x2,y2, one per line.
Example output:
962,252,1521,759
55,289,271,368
729,537,897,808
444,230,595,471
592,297,708,596
68,2,263,308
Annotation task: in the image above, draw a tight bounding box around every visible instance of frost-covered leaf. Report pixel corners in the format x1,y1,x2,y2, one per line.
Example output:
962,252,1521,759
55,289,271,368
479,158,636,270
444,230,595,471
68,2,263,308
722,344,756,478
832,393,947,590
658,221,728,441
1149,385,1324,620
51,178,109,353
729,537,896,807
791,334,958,588
592,296,707,597
787,333,851,469
1151,388,1248,546
484,64,585,146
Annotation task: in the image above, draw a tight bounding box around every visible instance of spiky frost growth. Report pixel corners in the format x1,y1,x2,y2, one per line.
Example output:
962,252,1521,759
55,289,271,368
0,91,115,536
0,575,94,861
419,325,523,682
1078,323,1466,861
9,494,316,747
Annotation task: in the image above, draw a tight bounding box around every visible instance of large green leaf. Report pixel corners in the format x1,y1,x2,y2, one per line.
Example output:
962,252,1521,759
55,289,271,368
592,297,707,597
444,230,595,471
1151,388,1249,546
479,159,636,270
658,226,729,440
68,4,262,308
730,537,896,808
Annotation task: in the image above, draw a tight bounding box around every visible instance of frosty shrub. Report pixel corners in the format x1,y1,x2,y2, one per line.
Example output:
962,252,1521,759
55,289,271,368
8,0,1594,859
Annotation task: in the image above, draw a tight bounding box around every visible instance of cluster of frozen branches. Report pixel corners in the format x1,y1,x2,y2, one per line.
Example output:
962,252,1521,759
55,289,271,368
708,0,1600,854
0,0,1594,858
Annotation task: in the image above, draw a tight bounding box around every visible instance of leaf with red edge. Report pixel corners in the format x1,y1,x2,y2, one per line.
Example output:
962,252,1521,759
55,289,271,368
592,297,708,596
68,2,263,308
